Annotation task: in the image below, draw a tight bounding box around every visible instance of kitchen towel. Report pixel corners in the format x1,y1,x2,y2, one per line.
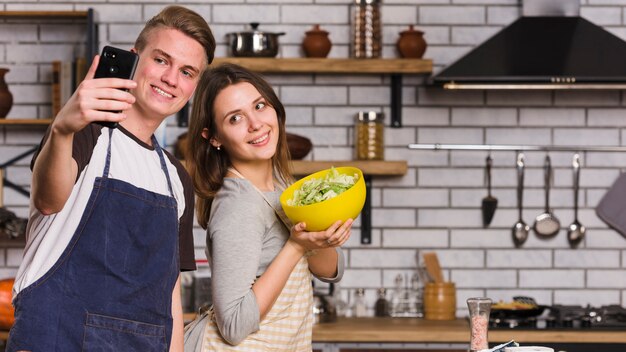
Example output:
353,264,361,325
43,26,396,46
596,172,626,238
183,309,210,352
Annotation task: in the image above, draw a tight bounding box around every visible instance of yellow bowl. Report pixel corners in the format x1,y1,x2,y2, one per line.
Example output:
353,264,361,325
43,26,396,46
280,167,366,231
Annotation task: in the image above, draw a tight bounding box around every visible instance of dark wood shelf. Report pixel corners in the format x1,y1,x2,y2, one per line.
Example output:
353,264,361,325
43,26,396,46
0,11,89,19
0,119,52,126
212,57,432,74
291,160,407,176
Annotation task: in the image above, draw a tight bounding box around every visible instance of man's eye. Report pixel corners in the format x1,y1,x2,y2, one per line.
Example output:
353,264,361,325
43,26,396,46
155,57,166,64
182,69,193,78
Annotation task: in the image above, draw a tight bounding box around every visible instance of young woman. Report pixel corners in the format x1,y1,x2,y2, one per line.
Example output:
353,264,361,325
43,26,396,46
187,63,352,351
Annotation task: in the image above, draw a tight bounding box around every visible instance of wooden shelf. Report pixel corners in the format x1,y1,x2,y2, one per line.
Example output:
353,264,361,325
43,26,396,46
212,58,432,128
0,11,89,19
291,160,407,176
0,119,52,125
211,58,432,74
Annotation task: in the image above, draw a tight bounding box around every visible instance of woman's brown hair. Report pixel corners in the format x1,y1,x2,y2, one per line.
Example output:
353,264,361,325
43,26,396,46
188,63,293,229
135,5,216,65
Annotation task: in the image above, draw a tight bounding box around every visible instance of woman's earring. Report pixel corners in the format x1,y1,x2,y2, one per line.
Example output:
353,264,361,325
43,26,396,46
216,145,221,151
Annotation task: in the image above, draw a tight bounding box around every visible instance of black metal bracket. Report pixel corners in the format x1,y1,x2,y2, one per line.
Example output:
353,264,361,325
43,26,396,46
0,145,39,198
390,74,402,128
360,175,372,244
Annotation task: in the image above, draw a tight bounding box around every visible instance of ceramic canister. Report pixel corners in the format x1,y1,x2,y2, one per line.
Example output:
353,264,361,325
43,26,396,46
0,68,13,118
423,282,456,320
302,24,332,58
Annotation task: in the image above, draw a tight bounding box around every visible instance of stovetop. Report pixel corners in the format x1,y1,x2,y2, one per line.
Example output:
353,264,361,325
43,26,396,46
489,304,626,330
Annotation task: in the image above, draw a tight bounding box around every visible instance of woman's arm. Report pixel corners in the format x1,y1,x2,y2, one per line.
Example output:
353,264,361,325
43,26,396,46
251,240,305,319
170,275,183,352
290,219,353,279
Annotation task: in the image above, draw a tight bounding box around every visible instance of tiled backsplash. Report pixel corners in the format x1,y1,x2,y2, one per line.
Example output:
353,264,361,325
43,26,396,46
2,0,626,316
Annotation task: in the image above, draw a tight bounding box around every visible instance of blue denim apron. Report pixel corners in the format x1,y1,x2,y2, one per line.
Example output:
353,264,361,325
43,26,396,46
7,130,179,351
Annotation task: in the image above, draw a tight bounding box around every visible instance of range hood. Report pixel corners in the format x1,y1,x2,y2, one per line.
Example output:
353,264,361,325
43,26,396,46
432,0,626,89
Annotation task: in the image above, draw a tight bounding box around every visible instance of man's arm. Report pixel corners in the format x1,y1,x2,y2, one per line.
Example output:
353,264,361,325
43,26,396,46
31,130,78,215
31,55,136,214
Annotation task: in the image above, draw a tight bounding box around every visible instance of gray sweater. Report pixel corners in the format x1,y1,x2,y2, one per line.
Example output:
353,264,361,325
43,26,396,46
206,178,344,345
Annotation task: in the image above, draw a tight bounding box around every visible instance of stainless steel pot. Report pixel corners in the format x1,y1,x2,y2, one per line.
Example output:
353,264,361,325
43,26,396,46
313,283,337,324
228,23,285,57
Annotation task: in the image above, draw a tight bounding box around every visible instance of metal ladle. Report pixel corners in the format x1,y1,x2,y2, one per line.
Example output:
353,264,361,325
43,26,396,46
567,153,586,248
512,152,530,247
534,155,561,237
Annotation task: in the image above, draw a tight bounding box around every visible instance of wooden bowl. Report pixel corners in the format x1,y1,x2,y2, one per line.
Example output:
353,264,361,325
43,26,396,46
287,133,312,160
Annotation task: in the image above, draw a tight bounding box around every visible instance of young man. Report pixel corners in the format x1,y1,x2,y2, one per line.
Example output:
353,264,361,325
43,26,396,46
7,6,215,351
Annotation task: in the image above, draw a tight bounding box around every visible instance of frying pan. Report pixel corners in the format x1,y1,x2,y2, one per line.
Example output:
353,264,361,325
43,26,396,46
491,305,547,319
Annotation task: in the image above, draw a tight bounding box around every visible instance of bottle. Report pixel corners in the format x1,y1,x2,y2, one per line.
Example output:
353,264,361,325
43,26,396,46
390,274,404,317
374,288,390,317
332,283,348,317
467,297,492,352
355,111,384,160
352,0,381,58
352,288,368,317
410,273,424,318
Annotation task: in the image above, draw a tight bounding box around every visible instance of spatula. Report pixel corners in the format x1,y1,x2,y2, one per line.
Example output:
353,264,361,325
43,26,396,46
422,252,444,283
482,155,498,227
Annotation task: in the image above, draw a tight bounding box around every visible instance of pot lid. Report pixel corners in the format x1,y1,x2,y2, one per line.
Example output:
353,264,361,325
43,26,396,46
228,22,285,36
306,24,328,35
400,25,423,36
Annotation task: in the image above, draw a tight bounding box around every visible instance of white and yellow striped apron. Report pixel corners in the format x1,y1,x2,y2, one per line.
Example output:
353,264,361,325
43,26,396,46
201,256,313,351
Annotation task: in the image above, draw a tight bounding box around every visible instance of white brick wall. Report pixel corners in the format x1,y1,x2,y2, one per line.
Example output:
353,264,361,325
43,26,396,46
2,0,626,318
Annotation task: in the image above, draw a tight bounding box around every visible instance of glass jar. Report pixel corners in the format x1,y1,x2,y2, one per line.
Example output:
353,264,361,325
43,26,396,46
352,288,368,317
352,0,382,58
467,297,492,352
355,111,384,160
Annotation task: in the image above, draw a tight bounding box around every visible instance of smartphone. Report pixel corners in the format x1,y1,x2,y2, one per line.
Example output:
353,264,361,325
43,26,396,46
93,46,139,128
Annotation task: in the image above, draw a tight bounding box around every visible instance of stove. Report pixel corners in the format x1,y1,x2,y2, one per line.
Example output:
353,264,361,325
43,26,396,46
488,305,626,352
490,304,626,330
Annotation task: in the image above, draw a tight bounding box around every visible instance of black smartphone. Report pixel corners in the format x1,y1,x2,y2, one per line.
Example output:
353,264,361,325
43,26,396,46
93,46,139,128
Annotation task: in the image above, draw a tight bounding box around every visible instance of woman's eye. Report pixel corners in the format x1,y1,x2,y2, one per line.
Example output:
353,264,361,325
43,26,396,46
255,102,266,110
229,115,243,124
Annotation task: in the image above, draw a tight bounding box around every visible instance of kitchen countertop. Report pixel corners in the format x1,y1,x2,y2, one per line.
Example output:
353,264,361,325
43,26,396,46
6,316,620,344
312,317,626,344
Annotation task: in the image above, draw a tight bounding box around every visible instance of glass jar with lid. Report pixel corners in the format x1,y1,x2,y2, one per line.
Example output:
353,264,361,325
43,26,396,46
352,0,382,58
355,111,384,160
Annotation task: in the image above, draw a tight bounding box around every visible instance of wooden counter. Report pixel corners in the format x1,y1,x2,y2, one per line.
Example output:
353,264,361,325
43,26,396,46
312,317,626,344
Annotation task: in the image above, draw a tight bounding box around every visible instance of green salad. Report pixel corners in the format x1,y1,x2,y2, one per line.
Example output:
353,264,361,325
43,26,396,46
287,167,358,206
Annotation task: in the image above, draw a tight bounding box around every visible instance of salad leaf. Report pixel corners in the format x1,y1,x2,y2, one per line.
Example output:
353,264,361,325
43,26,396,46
287,167,358,206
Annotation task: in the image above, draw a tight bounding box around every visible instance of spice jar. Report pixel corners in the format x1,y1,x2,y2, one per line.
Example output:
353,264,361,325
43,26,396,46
374,288,390,317
467,297,492,352
355,111,384,160
352,0,382,58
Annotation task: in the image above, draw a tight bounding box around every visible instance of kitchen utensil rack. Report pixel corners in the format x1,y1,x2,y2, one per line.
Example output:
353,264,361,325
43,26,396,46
408,143,626,152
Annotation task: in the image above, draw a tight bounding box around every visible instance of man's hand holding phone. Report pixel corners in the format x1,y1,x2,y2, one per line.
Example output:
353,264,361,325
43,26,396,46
52,46,138,135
